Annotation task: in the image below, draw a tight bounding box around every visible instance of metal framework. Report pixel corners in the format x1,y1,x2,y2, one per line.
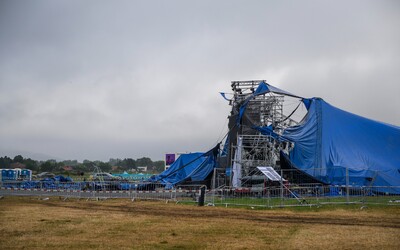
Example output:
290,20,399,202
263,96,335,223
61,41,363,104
227,80,299,188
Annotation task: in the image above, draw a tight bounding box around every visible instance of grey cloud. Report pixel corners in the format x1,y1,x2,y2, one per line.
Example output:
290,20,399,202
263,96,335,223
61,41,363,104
0,0,399,161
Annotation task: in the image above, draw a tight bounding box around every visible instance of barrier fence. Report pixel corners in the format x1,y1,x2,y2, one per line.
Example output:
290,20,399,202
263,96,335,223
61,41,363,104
1,168,399,208
204,185,400,208
1,182,399,207
0,181,200,202
205,167,400,207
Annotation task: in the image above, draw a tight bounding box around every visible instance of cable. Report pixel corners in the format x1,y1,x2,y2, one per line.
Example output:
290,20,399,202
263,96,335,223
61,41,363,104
278,101,302,123
214,117,229,146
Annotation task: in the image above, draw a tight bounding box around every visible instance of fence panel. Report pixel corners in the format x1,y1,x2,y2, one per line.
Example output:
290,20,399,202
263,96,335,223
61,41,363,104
1,168,400,208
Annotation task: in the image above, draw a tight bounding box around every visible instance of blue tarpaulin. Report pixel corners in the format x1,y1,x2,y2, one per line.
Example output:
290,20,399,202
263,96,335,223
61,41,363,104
149,81,400,192
148,150,217,186
254,125,290,142
252,81,301,98
281,97,400,192
238,81,301,125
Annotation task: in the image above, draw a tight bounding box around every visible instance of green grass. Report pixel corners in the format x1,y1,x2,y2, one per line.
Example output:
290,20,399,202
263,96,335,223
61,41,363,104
196,194,400,209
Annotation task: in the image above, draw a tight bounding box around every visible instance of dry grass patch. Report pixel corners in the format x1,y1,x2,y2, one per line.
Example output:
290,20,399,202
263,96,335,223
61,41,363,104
0,197,399,249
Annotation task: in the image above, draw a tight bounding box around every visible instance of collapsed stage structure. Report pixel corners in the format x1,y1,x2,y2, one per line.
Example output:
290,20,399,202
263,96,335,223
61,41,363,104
149,80,400,194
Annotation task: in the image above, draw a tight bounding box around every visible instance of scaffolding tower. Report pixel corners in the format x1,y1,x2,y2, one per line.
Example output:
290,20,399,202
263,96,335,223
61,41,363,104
226,80,298,188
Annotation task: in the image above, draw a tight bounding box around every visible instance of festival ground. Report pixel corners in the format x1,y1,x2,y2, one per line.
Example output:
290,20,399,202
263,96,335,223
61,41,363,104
1,196,399,249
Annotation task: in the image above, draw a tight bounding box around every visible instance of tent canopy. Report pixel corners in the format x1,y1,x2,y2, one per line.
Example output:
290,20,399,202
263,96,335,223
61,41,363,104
280,97,400,189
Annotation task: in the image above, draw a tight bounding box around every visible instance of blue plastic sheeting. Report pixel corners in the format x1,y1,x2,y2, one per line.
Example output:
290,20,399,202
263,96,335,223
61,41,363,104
238,81,301,125
221,135,229,157
225,167,232,177
149,152,216,186
219,92,232,101
282,98,400,192
54,175,73,182
253,81,301,98
302,98,312,110
254,125,290,142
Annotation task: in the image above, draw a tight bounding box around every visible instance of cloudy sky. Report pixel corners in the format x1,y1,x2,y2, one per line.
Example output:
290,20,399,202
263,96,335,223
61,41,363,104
0,0,399,161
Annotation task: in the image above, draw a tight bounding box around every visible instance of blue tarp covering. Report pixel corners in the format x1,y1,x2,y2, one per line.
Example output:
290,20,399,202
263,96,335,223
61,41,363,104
54,175,73,182
254,125,290,142
281,97,400,192
148,151,217,186
253,81,301,98
238,81,301,125
221,135,229,157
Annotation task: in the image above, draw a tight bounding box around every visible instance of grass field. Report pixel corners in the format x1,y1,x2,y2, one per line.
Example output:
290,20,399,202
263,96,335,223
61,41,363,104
183,194,397,208
1,197,400,249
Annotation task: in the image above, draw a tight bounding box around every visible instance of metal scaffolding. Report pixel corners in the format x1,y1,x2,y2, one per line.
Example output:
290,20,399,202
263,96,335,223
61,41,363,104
227,80,298,188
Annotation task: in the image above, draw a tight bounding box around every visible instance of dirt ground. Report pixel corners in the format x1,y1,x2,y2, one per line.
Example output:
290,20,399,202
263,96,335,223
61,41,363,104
0,196,399,249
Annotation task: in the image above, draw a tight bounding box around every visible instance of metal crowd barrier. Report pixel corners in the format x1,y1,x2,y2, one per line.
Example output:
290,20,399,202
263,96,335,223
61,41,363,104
0,181,202,202
1,180,399,207
205,184,400,208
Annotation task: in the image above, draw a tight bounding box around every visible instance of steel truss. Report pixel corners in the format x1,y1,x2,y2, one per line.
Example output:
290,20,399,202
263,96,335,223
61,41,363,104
227,80,298,188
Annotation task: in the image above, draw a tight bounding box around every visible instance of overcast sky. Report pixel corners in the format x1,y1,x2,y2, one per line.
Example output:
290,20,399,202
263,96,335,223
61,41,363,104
0,0,399,161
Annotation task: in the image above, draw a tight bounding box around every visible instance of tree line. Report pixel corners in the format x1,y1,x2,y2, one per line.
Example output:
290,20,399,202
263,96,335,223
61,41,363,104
0,155,165,174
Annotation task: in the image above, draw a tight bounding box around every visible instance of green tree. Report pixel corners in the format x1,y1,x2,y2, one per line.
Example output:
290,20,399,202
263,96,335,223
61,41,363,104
152,160,165,173
108,158,122,166
74,164,90,174
122,158,136,170
13,155,24,163
0,156,13,168
97,162,111,172
24,158,39,172
62,160,79,166
83,160,94,171
55,162,65,172
40,161,56,172
136,157,152,167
